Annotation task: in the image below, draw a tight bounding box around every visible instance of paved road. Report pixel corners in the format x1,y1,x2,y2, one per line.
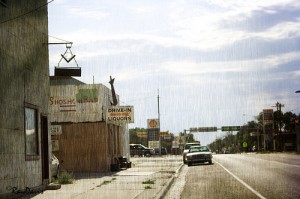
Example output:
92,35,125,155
15,154,300,199
175,153,300,199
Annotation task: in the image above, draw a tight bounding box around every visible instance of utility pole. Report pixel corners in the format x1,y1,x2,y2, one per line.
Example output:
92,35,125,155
273,102,284,151
158,89,161,156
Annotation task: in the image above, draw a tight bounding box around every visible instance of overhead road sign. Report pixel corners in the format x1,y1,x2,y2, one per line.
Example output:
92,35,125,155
190,127,217,132
221,126,240,131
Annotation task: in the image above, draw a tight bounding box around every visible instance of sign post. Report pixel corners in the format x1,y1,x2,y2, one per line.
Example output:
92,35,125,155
263,109,274,151
243,142,248,152
147,119,160,148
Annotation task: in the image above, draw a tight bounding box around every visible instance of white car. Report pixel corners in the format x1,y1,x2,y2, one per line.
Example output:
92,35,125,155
185,146,212,166
182,143,201,164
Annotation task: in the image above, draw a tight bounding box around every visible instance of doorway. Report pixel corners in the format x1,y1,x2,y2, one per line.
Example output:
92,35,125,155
41,115,49,182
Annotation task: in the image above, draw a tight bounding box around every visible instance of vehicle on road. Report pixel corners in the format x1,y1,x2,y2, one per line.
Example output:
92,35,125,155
130,144,155,157
183,142,201,164
154,147,168,155
185,145,212,166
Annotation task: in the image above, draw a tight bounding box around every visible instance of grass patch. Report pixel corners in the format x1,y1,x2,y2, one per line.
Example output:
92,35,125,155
57,170,74,184
144,185,152,189
142,179,155,185
102,180,111,185
51,178,59,184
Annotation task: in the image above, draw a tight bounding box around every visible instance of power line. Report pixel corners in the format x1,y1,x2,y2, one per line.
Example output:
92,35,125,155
0,0,54,24
48,35,73,44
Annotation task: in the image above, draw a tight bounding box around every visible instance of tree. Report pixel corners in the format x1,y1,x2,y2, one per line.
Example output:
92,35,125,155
129,128,148,146
282,111,297,132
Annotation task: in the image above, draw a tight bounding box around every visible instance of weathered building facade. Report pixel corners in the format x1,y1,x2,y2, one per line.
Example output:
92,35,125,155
50,77,130,172
0,1,51,197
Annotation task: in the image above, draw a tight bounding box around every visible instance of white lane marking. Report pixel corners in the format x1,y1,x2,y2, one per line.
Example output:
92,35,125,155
214,159,267,199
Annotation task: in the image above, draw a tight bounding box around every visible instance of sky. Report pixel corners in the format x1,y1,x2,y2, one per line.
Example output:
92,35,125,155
48,0,300,145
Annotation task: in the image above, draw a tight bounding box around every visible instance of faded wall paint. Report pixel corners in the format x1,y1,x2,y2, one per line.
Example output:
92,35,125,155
49,84,111,123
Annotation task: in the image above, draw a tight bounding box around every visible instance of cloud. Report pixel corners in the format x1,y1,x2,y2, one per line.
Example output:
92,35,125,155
165,0,300,50
161,60,242,75
253,19,300,40
48,0,300,138
68,8,108,21
50,0,300,57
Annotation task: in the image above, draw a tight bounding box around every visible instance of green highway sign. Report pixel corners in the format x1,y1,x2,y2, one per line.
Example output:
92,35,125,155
221,126,240,131
190,127,217,132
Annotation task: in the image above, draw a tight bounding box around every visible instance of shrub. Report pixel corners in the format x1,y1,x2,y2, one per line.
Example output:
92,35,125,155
57,170,74,184
142,179,155,184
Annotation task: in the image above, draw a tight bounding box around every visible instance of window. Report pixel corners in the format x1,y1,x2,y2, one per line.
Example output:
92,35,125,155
25,107,39,157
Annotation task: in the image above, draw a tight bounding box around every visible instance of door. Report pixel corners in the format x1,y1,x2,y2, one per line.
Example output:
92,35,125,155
41,115,49,182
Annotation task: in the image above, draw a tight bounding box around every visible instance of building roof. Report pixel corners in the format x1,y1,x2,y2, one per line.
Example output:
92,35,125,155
50,76,86,86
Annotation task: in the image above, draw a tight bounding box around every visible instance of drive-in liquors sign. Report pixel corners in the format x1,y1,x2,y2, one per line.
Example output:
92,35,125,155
106,106,134,125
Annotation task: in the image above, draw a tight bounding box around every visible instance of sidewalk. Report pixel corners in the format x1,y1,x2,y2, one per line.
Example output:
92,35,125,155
23,156,183,199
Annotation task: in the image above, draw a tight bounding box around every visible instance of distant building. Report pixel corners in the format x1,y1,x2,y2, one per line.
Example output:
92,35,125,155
50,77,130,172
0,1,51,197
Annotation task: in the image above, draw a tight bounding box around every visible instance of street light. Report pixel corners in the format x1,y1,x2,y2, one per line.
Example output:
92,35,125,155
295,90,300,153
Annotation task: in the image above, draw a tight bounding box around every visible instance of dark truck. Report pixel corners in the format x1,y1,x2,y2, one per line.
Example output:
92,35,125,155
130,144,155,157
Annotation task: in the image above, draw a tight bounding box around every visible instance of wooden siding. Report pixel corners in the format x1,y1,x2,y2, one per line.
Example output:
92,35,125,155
54,122,124,172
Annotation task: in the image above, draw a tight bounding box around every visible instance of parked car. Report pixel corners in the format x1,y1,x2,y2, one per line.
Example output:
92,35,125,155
182,142,201,164
51,153,60,178
154,147,168,155
185,146,212,166
130,144,155,157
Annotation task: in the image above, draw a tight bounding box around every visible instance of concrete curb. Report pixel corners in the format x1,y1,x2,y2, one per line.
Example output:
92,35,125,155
155,163,184,199
46,183,61,190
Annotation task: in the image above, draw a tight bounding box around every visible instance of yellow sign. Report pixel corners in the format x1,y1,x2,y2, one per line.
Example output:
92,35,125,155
137,132,147,137
160,131,169,136
147,119,159,129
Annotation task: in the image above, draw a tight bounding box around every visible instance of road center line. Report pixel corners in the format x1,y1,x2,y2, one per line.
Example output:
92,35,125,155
214,159,267,199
